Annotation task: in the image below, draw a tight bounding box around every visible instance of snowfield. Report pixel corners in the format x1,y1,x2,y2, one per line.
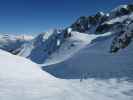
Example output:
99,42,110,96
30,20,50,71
0,49,133,100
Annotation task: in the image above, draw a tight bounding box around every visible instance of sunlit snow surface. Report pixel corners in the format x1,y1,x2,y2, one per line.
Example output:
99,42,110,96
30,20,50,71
0,50,133,100
42,31,112,66
42,31,133,79
104,13,133,25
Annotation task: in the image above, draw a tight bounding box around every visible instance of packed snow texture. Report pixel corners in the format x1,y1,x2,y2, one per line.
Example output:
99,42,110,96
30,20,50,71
0,49,133,100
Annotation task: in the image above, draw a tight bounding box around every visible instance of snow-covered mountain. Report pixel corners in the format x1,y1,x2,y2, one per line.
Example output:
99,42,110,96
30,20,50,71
17,4,133,66
0,33,33,54
41,4,133,79
0,49,133,100
18,29,70,64
43,31,133,79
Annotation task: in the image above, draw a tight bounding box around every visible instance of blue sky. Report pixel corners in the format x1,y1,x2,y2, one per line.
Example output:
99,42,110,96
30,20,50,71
0,0,132,34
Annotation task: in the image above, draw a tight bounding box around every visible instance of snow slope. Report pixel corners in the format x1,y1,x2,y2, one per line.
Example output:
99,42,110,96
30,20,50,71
42,31,96,66
18,29,66,64
18,30,94,64
0,49,133,100
42,31,112,66
18,29,113,66
42,31,133,79
104,13,133,25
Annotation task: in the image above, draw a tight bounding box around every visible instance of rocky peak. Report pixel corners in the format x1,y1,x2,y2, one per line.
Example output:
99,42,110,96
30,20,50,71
110,4,133,18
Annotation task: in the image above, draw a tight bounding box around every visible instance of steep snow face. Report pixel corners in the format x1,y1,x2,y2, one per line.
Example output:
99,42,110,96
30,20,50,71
0,49,133,100
18,29,66,64
0,34,33,54
43,31,112,66
42,31,96,66
42,31,133,79
104,13,133,25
